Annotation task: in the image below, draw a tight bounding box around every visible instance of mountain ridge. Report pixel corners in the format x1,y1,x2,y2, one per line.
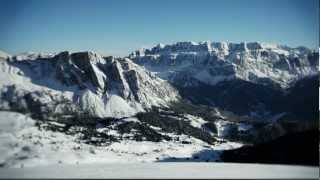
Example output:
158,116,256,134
0,42,318,167
130,41,318,88
0,51,180,118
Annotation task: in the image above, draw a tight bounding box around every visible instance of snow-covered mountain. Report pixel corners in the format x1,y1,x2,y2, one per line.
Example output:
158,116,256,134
0,42,318,168
0,51,179,118
130,41,318,88
0,50,258,167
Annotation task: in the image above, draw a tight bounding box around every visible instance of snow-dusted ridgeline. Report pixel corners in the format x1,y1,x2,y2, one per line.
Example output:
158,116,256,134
130,41,318,87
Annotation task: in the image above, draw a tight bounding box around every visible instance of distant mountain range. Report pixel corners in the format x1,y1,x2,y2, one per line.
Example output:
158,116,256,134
130,41,318,88
0,41,318,167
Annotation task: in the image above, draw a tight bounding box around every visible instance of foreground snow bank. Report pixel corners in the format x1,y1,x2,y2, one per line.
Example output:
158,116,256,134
0,163,318,179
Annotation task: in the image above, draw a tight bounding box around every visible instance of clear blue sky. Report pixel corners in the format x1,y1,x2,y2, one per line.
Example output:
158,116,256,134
0,0,319,56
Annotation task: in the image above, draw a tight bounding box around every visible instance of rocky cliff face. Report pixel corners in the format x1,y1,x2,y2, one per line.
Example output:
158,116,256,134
130,41,318,88
0,51,180,118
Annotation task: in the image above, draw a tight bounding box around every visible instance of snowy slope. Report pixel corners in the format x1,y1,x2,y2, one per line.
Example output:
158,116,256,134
0,111,242,168
0,51,180,118
0,163,317,179
0,110,316,177
130,41,318,87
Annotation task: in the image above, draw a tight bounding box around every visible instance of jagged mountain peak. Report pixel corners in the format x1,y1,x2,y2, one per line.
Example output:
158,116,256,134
0,50,180,118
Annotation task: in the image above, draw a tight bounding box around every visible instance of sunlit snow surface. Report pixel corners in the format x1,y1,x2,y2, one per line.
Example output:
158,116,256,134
0,111,242,168
0,163,317,179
